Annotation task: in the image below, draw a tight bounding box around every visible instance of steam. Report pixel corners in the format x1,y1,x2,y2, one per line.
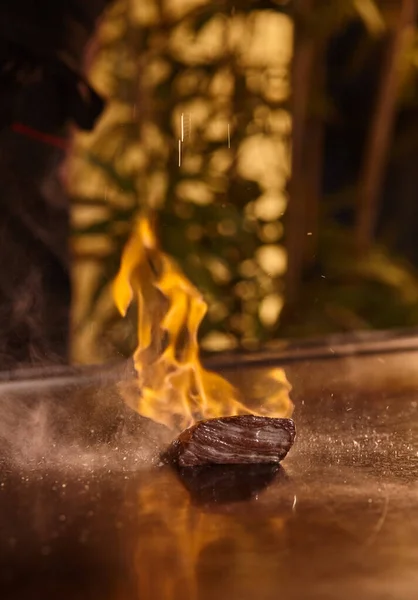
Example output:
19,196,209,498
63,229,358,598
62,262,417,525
0,263,69,370
0,364,170,474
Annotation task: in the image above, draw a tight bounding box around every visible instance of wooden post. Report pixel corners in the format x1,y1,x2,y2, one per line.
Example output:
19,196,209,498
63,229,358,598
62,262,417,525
285,0,316,305
356,0,418,253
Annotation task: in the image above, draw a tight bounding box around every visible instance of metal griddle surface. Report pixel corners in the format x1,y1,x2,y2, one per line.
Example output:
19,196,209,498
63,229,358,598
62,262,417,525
1,346,418,600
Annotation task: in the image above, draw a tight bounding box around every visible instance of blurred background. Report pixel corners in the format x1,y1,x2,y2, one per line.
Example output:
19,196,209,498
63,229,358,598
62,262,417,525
3,0,418,368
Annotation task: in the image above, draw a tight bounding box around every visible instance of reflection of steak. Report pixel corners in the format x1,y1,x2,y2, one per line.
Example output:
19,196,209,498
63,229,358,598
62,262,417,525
163,415,296,467
177,464,286,505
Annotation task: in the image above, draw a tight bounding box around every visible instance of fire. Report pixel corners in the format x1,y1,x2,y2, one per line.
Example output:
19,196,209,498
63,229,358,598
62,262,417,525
112,216,293,431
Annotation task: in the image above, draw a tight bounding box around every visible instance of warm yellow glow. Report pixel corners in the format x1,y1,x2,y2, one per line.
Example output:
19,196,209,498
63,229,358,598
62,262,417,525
129,468,290,600
256,244,287,277
112,216,293,431
259,294,284,327
70,4,293,365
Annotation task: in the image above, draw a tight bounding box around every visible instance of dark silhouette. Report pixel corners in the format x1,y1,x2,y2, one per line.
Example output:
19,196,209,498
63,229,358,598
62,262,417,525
0,0,111,368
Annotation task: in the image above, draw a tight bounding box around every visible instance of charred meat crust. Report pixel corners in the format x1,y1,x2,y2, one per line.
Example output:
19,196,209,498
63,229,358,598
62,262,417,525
163,415,296,467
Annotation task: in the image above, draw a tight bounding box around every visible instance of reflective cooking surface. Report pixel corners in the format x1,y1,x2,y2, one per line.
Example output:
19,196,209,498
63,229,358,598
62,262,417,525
1,348,418,600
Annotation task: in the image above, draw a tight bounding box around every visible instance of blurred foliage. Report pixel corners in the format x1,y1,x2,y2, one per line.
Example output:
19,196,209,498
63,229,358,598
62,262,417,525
70,0,293,362
276,223,418,338
69,0,418,363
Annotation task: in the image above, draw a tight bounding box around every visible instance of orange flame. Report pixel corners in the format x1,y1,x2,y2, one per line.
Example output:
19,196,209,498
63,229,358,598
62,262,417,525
112,216,292,431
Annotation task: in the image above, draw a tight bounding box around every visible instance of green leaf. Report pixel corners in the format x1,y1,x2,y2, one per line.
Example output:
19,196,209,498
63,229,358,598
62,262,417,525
71,195,109,207
84,152,137,194
352,0,385,37
72,220,111,236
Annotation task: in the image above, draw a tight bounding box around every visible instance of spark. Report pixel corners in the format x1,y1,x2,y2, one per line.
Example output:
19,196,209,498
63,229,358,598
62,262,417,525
292,495,297,511
227,123,231,148
178,139,182,167
364,493,389,547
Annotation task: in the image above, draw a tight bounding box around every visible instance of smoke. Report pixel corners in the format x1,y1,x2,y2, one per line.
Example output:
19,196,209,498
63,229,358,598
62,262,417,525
0,363,171,474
